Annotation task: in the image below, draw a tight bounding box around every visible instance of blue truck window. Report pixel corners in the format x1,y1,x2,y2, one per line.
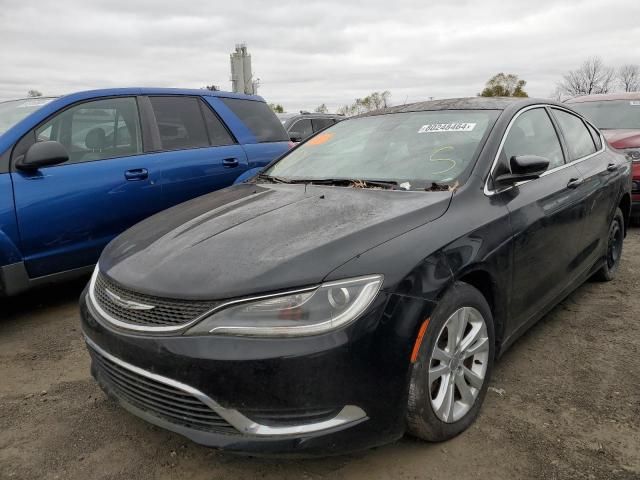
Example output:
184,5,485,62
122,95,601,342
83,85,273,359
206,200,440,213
149,96,210,151
34,97,142,164
220,98,289,143
199,101,235,146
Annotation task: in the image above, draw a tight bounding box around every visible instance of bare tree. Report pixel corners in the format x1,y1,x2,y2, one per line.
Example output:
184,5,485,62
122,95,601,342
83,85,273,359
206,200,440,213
557,57,615,97
549,86,565,102
337,91,391,117
27,89,43,97
618,64,640,92
314,103,328,113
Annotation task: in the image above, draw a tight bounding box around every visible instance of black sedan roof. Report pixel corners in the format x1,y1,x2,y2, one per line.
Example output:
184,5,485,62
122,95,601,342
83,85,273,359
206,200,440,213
360,97,566,116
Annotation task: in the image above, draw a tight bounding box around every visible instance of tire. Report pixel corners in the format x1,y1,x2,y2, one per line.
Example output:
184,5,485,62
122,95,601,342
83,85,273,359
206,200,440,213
406,281,495,442
593,207,625,282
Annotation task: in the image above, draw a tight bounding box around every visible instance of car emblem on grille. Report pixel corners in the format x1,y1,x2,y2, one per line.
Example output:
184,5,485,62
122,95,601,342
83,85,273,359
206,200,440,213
104,288,155,311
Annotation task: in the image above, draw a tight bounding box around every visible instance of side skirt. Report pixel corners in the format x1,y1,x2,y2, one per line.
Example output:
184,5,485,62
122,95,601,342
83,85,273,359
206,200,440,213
0,261,94,297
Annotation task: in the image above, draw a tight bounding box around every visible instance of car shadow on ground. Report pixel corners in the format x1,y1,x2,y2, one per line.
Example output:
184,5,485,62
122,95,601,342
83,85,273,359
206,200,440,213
1,276,89,320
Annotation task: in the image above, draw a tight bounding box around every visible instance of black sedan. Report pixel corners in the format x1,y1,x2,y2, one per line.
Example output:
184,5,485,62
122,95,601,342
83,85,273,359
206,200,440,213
80,97,632,456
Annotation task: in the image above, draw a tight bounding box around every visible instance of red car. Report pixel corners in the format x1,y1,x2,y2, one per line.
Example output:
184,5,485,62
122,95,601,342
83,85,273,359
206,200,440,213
567,93,640,222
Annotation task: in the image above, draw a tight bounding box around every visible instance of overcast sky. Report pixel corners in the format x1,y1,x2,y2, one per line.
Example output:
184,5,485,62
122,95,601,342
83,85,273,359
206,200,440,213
1,0,638,111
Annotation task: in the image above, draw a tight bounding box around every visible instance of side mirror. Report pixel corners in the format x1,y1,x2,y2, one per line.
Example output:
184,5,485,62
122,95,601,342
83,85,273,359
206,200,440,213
16,141,69,170
288,131,303,143
495,155,549,186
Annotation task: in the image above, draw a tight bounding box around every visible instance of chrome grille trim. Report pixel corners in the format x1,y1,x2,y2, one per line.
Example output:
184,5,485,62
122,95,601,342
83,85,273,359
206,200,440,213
88,268,217,333
85,335,368,437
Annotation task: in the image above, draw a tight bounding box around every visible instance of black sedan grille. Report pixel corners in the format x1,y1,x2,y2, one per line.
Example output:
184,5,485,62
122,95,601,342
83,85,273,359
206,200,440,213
93,273,217,328
89,345,237,434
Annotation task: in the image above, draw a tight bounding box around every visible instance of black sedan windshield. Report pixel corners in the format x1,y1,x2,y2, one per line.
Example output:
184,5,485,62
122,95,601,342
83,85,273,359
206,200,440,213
0,97,55,135
570,100,640,129
266,110,499,187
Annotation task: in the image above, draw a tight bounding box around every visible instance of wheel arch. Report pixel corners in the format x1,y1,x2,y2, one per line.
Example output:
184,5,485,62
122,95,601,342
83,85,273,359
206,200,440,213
454,268,505,356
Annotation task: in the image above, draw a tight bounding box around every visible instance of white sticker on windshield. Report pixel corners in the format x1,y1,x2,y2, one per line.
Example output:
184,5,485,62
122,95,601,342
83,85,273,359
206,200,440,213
630,101,640,106
418,123,476,133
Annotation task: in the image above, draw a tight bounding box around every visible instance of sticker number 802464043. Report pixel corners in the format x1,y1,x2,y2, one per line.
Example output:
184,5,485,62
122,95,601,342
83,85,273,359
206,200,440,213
418,123,476,133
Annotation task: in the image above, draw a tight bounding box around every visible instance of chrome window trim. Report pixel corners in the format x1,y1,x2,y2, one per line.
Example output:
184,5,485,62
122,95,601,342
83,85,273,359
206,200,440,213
87,266,317,333
483,104,606,196
85,334,368,436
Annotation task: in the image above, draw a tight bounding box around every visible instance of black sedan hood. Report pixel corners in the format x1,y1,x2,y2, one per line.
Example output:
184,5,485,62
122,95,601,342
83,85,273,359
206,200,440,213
100,183,451,300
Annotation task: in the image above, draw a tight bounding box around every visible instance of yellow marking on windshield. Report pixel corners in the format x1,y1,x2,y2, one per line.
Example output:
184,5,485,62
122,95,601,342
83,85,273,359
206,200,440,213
428,146,457,175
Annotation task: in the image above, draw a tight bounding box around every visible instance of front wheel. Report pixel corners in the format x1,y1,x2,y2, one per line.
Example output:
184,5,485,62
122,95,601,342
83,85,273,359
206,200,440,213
406,281,495,442
593,207,625,282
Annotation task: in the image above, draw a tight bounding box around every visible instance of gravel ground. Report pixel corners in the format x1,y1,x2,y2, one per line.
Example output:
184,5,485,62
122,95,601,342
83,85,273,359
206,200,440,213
1,227,639,480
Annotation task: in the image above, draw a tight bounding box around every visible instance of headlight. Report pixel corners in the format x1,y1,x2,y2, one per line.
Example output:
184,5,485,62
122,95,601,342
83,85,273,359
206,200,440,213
625,149,640,162
185,275,383,337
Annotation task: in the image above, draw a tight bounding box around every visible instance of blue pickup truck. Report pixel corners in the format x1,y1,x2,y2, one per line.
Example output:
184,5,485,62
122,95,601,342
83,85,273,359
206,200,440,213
0,88,290,296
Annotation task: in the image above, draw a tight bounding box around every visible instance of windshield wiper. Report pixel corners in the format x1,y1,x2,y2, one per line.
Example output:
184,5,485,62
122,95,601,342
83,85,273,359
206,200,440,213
285,178,401,190
257,176,406,190
425,181,459,192
256,173,292,184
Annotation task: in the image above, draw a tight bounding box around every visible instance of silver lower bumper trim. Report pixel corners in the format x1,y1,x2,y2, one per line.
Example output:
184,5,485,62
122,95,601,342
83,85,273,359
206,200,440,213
84,335,368,437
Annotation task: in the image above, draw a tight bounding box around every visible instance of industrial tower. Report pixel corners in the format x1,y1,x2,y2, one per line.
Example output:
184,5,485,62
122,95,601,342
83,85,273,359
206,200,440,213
230,43,258,95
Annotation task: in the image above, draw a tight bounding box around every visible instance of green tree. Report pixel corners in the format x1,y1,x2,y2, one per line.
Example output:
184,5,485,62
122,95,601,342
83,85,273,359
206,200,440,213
479,73,528,97
268,103,285,113
314,103,328,113
27,89,43,97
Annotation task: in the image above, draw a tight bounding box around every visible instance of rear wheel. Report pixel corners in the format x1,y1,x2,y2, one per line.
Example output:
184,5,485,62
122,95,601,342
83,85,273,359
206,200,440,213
406,282,495,442
594,207,624,282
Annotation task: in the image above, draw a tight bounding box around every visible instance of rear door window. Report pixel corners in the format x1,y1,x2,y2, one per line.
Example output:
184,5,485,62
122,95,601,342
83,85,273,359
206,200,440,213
551,109,597,161
312,118,335,132
199,101,235,146
149,96,209,150
291,119,313,139
220,98,288,142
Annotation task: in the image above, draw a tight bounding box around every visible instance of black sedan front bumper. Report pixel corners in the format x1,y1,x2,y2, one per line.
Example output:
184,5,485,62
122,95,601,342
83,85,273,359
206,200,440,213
80,289,428,456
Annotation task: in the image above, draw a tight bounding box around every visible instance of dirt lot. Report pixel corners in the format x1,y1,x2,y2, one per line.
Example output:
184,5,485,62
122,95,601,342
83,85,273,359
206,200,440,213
1,228,639,480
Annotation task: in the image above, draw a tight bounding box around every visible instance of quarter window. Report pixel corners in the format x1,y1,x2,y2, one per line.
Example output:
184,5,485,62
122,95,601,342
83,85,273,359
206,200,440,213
220,98,289,142
586,123,602,151
34,97,142,164
149,97,210,150
552,109,596,161
502,108,564,170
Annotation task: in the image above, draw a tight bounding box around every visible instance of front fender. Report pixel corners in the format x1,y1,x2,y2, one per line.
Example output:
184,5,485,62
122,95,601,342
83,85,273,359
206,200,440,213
0,228,22,266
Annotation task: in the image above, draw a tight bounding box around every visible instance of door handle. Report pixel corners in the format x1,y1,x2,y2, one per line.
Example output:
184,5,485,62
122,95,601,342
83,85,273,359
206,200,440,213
124,168,148,181
606,163,618,172
567,177,583,189
223,158,239,168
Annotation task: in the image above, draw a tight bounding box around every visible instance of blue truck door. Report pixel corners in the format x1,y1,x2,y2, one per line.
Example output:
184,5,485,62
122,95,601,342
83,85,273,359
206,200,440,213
10,96,163,278
144,96,249,208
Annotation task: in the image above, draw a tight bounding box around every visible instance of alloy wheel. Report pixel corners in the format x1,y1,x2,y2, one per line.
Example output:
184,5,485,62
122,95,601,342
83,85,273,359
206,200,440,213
428,306,490,423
